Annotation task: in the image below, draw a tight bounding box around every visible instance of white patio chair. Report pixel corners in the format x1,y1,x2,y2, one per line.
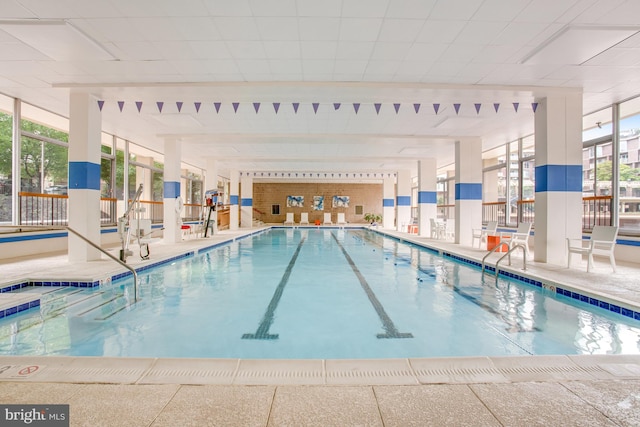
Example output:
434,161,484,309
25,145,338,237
567,225,618,272
300,212,310,225
284,212,295,225
323,212,333,225
503,222,532,256
472,221,498,248
337,212,347,226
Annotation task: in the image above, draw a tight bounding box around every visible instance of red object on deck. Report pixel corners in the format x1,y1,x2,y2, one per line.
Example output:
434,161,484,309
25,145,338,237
487,235,507,251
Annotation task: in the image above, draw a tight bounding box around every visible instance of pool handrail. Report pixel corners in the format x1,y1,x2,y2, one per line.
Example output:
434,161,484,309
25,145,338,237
481,241,511,274
0,224,138,302
494,243,527,277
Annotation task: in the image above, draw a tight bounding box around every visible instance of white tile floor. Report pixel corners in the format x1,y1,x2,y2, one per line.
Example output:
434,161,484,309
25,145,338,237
1,226,639,426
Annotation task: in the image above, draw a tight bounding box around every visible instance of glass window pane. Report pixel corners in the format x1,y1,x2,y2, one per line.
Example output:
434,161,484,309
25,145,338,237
0,103,12,223
618,99,640,233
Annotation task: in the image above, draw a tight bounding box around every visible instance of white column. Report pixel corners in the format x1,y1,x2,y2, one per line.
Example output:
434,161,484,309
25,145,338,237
68,91,102,262
418,159,437,237
229,169,239,230
455,139,482,246
534,94,583,265
163,138,182,243
204,158,218,235
240,173,253,228
396,169,411,231
382,174,395,229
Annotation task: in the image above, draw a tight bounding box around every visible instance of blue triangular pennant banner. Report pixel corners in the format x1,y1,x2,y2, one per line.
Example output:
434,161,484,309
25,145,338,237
273,102,280,114
353,103,360,114
292,102,299,113
394,103,400,113
313,102,319,114
194,102,201,113
374,103,381,114
433,103,440,114
334,103,341,110
474,103,481,114
157,101,164,113
494,103,500,113
454,103,461,114
233,102,239,113
118,101,124,112
253,102,260,113
414,103,420,113
532,102,538,113
513,102,519,112
97,100,104,111
136,101,143,112
176,101,183,112
214,102,221,113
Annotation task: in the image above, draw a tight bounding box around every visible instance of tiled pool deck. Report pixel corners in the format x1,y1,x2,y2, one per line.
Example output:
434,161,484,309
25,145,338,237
1,226,639,426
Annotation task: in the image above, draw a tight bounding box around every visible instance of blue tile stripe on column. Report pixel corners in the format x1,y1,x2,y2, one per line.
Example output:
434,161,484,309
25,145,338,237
455,183,482,200
241,198,253,206
418,191,437,204
535,164,582,192
383,198,395,207
68,161,100,190
163,181,180,198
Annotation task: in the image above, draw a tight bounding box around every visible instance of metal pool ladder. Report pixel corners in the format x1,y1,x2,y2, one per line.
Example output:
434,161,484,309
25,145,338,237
481,241,527,278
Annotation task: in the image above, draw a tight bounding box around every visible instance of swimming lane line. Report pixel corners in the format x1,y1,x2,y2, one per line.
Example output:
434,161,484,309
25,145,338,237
242,236,306,340
330,232,413,339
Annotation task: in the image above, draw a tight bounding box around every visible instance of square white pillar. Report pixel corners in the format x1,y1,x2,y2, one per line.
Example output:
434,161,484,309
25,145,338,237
382,174,395,229
418,159,437,237
240,173,253,228
163,139,182,243
230,170,239,230
68,91,102,262
397,169,412,231
455,139,482,247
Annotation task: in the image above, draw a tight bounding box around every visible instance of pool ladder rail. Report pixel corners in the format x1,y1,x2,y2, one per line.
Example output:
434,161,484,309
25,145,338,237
481,241,527,278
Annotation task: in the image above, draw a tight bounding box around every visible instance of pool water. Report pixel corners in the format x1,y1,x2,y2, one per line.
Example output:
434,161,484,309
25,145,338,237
1,228,639,359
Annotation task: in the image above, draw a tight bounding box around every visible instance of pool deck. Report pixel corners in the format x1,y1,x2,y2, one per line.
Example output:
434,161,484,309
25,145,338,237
1,226,639,426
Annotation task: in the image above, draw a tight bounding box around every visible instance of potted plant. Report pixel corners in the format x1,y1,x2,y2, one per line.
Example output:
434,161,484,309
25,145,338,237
363,213,382,227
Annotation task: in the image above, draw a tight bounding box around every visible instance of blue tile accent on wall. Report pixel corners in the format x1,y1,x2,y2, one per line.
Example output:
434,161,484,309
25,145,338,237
163,181,180,198
383,198,394,207
418,191,437,204
396,196,411,206
241,198,253,206
230,195,239,205
455,183,482,200
535,164,582,192
68,161,101,190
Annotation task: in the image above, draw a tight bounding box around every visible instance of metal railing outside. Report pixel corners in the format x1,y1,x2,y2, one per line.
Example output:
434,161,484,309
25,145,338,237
18,192,118,226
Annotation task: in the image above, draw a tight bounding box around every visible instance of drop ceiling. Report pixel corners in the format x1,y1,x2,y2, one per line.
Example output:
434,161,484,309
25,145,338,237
1,0,639,179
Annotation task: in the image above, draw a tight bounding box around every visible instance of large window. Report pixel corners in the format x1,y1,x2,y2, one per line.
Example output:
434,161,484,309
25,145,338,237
618,99,640,234
0,95,13,223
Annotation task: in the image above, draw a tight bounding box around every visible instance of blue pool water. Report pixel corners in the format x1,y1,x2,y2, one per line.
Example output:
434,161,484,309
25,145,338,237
1,228,639,359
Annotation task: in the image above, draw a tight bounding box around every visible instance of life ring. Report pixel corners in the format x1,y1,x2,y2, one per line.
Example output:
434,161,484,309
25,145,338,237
175,196,184,213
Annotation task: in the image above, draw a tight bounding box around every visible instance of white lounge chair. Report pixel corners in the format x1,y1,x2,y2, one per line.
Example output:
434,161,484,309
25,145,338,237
337,212,347,226
472,221,498,248
567,225,618,272
323,213,333,225
504,222,532,256
300,212,309,225
430,218,445,239
284,212,295,225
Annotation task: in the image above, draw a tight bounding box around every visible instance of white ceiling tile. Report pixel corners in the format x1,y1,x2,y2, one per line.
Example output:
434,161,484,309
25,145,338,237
172,17,223,41
128,17,183,41
416,20,465,44
255,17,299,40
404,43,448,61
438,44,482,62
202,59,241,74
159,0,211,17
299,17,341,40
225,41,266,59
302,73,333,80
364,60,401,74
333,60,368,74
269,59,302,74
203,0,252,17
0,41,49,60
301,41,337,59
455,21,508,45
339,18,383,42
598,0,640,25
153,41,198,60
472,0,531,21
214,17,261,40
249,0,297,16
385,0,436,19
514,0,578,23
296,0,342,17
302,59,335,74
395,60,431,76
263,41,302,59
370,42,410,60
0,1,37,18
71,18,145,43
188,41,232,59
425,61,468,77
111,41,164,60
336,42,375,59
429,0,484,20
378,19,424,42
342,0,389,18
492,22,549,47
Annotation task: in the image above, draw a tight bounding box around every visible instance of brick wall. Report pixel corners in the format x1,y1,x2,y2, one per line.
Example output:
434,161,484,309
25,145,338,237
251,182,383,224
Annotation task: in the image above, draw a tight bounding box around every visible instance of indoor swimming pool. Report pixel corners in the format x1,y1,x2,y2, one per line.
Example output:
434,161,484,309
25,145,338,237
1,228,638,359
